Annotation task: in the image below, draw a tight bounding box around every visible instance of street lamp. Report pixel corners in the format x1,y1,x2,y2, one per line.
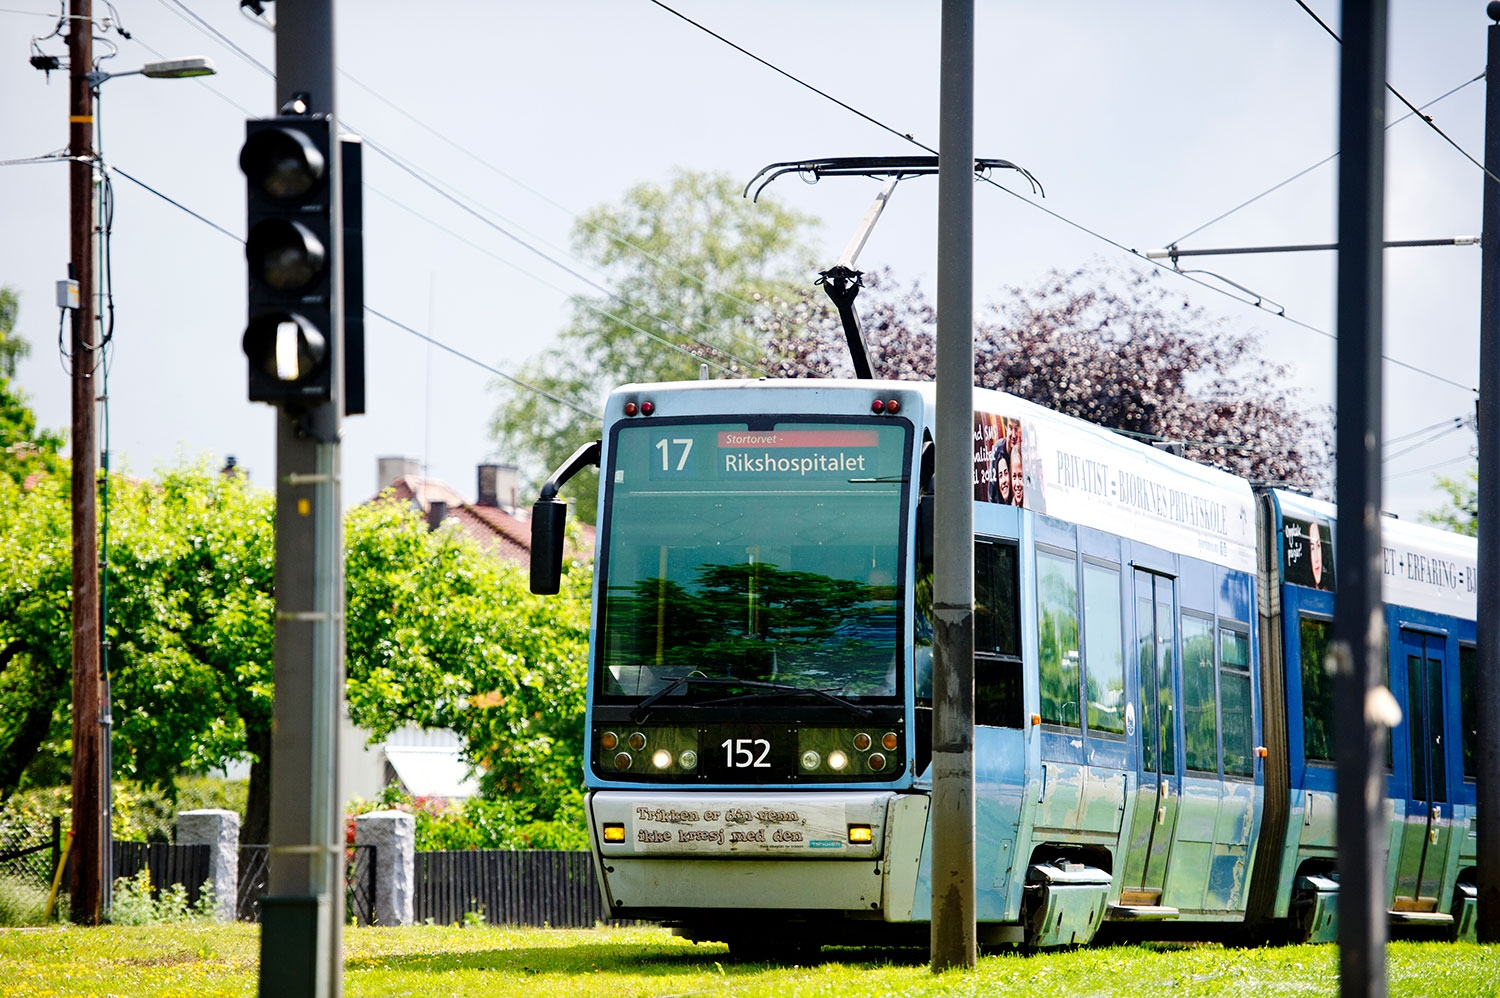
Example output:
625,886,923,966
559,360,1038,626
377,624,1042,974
87,55,217,88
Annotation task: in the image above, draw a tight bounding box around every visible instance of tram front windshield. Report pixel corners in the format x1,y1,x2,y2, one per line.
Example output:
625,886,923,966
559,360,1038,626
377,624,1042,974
597,418,911,704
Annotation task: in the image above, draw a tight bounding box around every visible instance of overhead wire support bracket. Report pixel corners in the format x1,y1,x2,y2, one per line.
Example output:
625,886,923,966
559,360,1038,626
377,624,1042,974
745,155,1043,382
1146,236,1480,265
743,155,1043,202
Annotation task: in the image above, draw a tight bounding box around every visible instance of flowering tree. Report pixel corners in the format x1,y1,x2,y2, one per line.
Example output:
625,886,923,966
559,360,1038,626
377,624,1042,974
760,266,1332,493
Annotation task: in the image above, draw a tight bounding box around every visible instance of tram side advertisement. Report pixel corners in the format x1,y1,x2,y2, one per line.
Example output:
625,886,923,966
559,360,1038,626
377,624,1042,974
973,409,1257,573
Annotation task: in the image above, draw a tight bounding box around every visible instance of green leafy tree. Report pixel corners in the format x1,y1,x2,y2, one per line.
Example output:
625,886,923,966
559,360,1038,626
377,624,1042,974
0,291,64,488
344,497,592,822
0,286,30,380
490,169,821,522
1422,467,1477,536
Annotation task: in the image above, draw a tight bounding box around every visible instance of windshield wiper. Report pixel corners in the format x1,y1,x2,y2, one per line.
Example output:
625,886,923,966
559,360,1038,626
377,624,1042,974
630,675,874,721
630,674,742,721
697,680,874,720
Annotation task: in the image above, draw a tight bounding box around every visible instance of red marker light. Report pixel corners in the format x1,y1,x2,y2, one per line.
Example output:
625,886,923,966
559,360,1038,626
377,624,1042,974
871,399,885,413
885,399,901,414
640,400,655,416
623,402,638,416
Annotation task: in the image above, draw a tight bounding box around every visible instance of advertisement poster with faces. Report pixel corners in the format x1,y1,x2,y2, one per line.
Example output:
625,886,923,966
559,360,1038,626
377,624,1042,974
1282,516,1335,592
973,411,1029,508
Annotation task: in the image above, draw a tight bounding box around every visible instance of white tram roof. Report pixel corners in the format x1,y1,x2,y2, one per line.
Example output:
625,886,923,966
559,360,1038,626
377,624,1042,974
1271,490,1477,621
609,379,1259,575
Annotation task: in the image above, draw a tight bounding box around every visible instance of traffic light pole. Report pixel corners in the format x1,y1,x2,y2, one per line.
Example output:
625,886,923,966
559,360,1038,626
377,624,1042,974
257,2,344,996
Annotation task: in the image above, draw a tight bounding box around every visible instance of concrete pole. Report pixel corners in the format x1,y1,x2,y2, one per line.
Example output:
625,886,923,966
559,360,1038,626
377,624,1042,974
1473,0,1500,945
66,0,105,928
258,2,345,996
1333,2,1389,995
930,0,976,973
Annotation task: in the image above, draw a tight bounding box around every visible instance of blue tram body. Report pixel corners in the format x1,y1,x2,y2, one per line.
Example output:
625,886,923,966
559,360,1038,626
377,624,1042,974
554,378,1479,952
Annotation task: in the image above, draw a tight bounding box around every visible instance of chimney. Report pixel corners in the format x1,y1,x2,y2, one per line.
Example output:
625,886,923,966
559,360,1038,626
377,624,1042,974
477,463,520,511
377,456,421,492
427,500,448,531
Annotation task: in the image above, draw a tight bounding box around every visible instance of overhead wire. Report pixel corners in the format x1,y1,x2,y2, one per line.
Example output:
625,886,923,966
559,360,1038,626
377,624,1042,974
107,159,600,419
1291,0,1499,186
137,4,771,377
1167,71,1485,247
643,0,1481,398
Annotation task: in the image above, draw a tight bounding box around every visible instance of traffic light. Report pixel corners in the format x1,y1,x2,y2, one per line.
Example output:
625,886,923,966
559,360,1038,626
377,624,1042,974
240,115,335,406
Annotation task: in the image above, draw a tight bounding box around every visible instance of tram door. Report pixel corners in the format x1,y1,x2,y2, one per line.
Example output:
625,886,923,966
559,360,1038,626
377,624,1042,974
1120,570,1181,906
1393,629,1456,912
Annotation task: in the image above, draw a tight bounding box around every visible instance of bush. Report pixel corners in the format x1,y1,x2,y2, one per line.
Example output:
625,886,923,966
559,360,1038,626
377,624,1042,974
0,875,52,926
348,785,589,851
108,868,217,926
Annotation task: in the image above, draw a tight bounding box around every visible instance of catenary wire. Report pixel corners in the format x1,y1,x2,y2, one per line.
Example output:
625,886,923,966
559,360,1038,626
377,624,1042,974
134,12,773,376
1167,71,1485,247
105,159,601,418
647,0,1480,398
1292,0,1499,186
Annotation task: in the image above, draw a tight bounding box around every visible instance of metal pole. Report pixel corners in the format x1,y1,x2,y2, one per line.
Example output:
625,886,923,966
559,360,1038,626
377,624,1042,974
1333,2,1388,995
930,0,976,974
259,2,344,996
66,0,104,929
1473,0,1500,946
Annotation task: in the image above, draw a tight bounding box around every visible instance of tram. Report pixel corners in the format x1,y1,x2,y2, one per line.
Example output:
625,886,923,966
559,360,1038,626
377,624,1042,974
528,377,1479,955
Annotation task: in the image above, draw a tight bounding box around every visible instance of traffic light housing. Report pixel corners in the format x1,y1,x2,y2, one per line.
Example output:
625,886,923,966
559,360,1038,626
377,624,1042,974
241,115,335,406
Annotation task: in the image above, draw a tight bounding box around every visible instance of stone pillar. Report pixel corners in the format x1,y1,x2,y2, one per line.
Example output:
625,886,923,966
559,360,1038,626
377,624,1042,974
354,810,414,926
176,809,239,922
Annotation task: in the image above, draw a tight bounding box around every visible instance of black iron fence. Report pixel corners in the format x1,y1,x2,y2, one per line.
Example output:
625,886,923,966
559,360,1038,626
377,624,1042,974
415,850,607,927
235,844,375,924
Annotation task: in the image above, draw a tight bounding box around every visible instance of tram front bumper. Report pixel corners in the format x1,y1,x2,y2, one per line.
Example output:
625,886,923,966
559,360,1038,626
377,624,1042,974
589,790,913,916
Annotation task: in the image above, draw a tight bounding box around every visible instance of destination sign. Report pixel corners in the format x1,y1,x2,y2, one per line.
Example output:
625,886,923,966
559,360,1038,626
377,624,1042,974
718,429,880,480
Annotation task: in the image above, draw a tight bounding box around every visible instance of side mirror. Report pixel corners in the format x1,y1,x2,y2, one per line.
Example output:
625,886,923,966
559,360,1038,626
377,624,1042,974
530,498,568,595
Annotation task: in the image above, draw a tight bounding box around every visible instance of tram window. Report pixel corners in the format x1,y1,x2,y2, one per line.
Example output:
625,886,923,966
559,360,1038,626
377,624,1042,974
1461,643,1477,781
1220,628,1253,777
1037,548,1081,728
1300,616,1335,762
1182,614,1218,773
1082,562,1124,735
975,540,1022,728
975,542,1020,658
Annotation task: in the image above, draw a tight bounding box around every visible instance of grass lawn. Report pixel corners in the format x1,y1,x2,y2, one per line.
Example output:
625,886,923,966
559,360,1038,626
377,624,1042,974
0,923,1496,997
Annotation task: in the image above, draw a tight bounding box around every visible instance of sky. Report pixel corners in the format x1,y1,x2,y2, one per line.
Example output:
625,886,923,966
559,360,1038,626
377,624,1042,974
0,0,1489,521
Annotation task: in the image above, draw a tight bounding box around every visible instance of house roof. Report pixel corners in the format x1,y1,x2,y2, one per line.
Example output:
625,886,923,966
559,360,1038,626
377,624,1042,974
371,474,595,567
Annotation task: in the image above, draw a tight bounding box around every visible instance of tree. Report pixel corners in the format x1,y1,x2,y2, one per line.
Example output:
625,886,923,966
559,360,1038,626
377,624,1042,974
761,266,1332,492
489,169,821,522
344,497,591,821
1423,467,1477,536
0,290,63,488
0,286,30,380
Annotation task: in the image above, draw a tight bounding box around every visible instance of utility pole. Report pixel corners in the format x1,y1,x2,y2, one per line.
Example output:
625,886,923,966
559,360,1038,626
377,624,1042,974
930,0,976,973
1473,0,1500,946
66,0,105,928
1333,2,1388,995
255,2,345,996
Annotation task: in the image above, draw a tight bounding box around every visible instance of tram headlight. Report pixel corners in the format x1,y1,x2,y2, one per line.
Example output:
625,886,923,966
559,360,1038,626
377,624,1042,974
600,731,618,751
613,752,633,771
801,750,821,771
867,752,887,772
852,732,872,752
678,750,698,771
881,731,899,752
651,749,673,770
827,750,849,771
627,731,647,752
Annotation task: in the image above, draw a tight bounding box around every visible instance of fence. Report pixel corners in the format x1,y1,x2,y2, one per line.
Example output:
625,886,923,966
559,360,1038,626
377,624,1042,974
0,816,60,895
112,841,212,906
235,844,376,924
415,850,607,927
